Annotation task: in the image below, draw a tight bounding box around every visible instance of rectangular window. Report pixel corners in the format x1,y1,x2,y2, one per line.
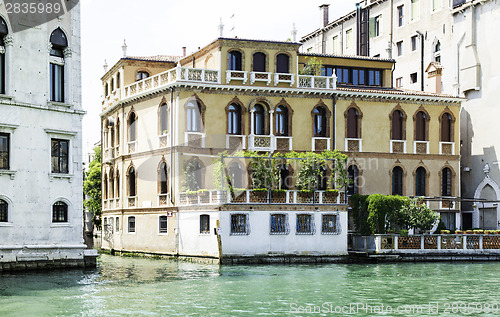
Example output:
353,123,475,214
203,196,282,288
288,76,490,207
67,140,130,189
411,0,420,21
374,15,381,37
0,200,8,222
322,214,339,234
397,5,404,27
336,67,350,85
345,29,353,50
396,41,403,56
332,35,339,54
0,133,9,170
230,213,248,235
321,65,335,77
410,72,418,84
128,216,135,233
116,217,120,232
50,63,64,102
0,52,5,95
411,36,418,51
296,214,314,234
368,70,382,86
270,214,288,234
200,214,210,234
396,77,403,88
109,217,114,234
52,202,68,223
159,216,168,234
51,139,69,174
352,69,366,86
432,0,442,11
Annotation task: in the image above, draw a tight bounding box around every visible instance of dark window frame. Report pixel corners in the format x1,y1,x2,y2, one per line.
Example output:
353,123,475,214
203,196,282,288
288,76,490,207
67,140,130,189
200,214,210,234
228,104,241,135
51,138,69,174
415,167,427,196
128,216,136,233
325,65,383,87
253,104,266,135
136,71,149,81
322,214,339,234
0,199,8,222
159,216,168,234
441,167,452,197
52,201,68,223
229,51,242,71
313,107,327,137
270,213,289,235
230,213,249,235
275,105,288,136
392,166,404,196
296,214,315,235
0,132,9,170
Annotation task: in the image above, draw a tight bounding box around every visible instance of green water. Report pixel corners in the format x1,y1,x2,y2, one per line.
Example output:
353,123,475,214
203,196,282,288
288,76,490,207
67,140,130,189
1,255,500,316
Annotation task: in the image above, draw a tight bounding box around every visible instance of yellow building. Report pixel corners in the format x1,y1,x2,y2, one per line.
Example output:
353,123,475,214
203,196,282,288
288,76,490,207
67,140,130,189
99,37,461,263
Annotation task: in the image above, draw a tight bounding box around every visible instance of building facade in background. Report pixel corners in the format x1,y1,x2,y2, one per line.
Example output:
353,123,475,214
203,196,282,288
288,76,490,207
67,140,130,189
99,36,460,263
302,0,500,230
0,2,93,270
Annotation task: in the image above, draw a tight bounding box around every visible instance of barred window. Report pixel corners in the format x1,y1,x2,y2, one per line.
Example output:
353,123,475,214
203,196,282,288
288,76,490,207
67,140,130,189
128,216,136,233
230,213,249,235
52,201,68,223
0,199,8,222
322,214,341,234
296,214,315,235
159,216,168,234
200,214,210,234
270,213,289,235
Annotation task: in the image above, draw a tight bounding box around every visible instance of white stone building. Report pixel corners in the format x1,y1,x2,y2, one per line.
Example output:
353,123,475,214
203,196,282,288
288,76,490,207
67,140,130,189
0,2,93,270
302,0,500,230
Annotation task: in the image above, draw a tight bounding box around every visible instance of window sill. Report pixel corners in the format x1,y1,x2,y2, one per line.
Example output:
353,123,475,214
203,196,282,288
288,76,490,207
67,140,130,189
199,232,211,236
47,101,73,108
0,222,13,227
49,173,74,182
127,232,136,235
50,223,71,228
0,94,14,101
0,170,16,180
158,232,168,236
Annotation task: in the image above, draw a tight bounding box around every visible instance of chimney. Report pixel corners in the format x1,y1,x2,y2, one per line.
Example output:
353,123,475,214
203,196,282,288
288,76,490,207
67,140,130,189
320,4,330,27
182,47,186,57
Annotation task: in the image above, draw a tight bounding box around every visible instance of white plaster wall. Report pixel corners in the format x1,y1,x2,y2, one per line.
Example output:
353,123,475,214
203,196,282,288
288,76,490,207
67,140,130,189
178,211,219,257
220,210,348,256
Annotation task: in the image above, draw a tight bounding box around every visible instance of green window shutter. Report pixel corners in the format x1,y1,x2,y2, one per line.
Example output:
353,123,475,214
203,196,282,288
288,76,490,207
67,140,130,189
369,17,376,38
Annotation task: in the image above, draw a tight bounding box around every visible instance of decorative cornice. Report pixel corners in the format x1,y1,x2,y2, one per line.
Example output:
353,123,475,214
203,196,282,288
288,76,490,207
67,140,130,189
44,128,78,136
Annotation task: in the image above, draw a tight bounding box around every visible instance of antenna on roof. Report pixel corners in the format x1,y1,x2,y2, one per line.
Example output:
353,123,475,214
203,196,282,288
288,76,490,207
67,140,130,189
218,17,224,37
122,39,127,58
230,14,235,38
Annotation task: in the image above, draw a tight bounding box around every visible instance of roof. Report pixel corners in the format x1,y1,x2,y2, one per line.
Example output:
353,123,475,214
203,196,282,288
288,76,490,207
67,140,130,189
336,86,462,100
218,37,302,46
299,52,395,63
122,55,181,63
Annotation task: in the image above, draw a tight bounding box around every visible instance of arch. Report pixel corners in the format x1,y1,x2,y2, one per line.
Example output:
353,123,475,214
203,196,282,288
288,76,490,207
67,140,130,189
49,27,68,56
347,164,361,195
439,165,455,197
115,117,121,146
248,97,272,135
344,102,363,139
103,172,108,200
109,167,115,199
225,96,246,135
135,70,150,81
158,97,169,135
413,106,431,141
227,104,242,135
127,109,137,142
390,163,407,196
127,163,137,197
389,105,407,140
438,107,456,142
413,164,429,197
52,200,69,223
312,100,332,137
274,99,293,136
0,196,10,222
276,52,291,73
184,158,205,190
184,94,207,133
228,49,243,71
115,169,120,198
229,161,245,189
204,53,215,69
252,51,268,72
158,159,169,194
0,15,10,36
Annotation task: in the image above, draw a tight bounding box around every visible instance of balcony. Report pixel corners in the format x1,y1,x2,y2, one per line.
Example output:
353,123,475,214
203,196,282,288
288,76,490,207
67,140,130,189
184,132,206,148
128,141,137,154
275,136,293,151
159,134,170,149
102,89,121,112
414,141,429,154
390,140,407,153
250,72,272,85
248,134,274,151
345,138,362,152
158,193,171,207
312,137,331,151
274,73,294,86
439,142,455,155
226,134,246,149
298,75,336,89
128,196,137,208
103,147,115,161
226,70,248,84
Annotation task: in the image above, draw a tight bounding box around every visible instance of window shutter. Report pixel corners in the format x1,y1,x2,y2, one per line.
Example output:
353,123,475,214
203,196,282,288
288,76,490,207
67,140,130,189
369,17,376,38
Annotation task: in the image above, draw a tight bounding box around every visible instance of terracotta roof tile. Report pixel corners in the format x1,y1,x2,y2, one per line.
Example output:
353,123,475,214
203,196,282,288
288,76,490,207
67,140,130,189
123,55,181,63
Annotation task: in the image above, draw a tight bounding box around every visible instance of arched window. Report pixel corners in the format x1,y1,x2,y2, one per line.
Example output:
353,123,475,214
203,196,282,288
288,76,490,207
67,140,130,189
253,104,265,135
0,17,8,94
313,107,327,137
276,53,290,73
159,162,168,194
0,199,8,222
229,162,244,189
415,167,426,196
185,160,202,191
275,105,288,136
318,166,327,190
441,113,452,142
52,201,68,223
110,126,115,148
434,41,441,62
128,167,136,197
415,111,427,141
441,167,452,197
392,166,404,196
116,72,121,89
346,108,359,138
159,103,168,135
392,110,403,140
229,51,242,71
278,164,290,190
253,52,266,72
116,171,120,198
109,169,114,199
347,165,359,195
103,173,108,200
49,28,67,102
228,104,241,135
128,112,137,142
187,101,202,132
104,83,108,97
136,71,149,81
110,78,114,92
116,118,120,146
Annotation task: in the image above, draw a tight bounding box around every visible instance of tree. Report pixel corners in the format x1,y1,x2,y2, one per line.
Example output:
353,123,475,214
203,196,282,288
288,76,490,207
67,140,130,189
402,198,439,232
83,146,102,228
299,57,323,76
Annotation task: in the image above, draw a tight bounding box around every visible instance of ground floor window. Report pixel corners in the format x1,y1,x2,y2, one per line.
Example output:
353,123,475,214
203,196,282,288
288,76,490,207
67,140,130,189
52,201,68,222
440,212,455,230
230,213,249,235
159,216,168,234
296,214,315,235
128,216,136,233
321,214,340,234
0,199,8,222
200,214,210,234
115,217,120,232
270,213,289,234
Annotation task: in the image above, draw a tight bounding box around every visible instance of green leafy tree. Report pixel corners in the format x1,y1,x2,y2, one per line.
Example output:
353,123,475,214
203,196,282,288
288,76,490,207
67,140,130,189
402,198,440,232
83,146,102,228
299,57,324,76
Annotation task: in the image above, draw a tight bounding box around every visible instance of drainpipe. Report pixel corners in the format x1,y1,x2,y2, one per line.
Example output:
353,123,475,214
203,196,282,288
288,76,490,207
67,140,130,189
169,87,174,205
332,94,336,150
416,30,424,91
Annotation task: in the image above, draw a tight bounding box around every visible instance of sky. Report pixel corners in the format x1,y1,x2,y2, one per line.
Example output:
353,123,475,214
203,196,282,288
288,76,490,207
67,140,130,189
80,0,358,158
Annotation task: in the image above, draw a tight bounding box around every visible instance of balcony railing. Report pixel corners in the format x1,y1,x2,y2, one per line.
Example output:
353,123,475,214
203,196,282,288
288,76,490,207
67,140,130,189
226,134,246,149
414,141,429,154
158,193,171,207
439,141,455,155
226,70,248,84
298,75,336,89
184,132,206,148
128,141,137,154
345,138,362,152
274,73,294,86
248,134,274,151
312,137,331,151
178,189,346,206
390,140,406,153
159,134,170,149
250,72,272,85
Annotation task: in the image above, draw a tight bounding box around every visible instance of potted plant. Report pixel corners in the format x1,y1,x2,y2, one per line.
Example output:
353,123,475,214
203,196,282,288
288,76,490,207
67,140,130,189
323,189,339,203
271,189,287,203
473,229,484,234
250,188,268,203
455,230,465,234
297,189,314,203
186,190,198,204
441,230,451,234
197,189,210,203
231,187,247,203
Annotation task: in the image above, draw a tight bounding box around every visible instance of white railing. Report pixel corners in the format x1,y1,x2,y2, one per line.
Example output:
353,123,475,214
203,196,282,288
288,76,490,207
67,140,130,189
250,72,272,85
184,132,206,148
159,134,170,149
114,198,121,209
345,138,362,152
248,134,274,151
158,193,171,207
297,75,337,89
226,134,246,149
127,196,137,208
439,141,455,155
414,141,430,154
226,70,248,84
128,141,137,154
274,73,294,86
275,136,293,151
114,145,120,157
104,148,114,161
390,140,407,153
311,137,331,151
102,89,122,111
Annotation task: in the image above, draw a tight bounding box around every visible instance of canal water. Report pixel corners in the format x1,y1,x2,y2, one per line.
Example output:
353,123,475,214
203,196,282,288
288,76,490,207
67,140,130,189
1,255,500,316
